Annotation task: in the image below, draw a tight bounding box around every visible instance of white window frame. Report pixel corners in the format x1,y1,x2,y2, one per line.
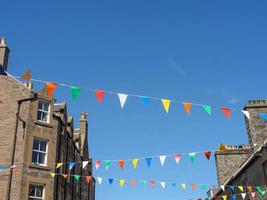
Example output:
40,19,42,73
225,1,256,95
28,183,45,200
32,138,48,166
37,100,50,123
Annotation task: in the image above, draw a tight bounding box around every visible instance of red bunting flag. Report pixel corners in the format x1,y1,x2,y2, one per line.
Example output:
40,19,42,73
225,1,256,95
204,151,211,160
46,82,57,97
62,174,68,179
95,90,105,104
221,107,231,119
85,176,92,183
183,102,192,115
150,181,155,188
130,179,136,186
119,160,125,170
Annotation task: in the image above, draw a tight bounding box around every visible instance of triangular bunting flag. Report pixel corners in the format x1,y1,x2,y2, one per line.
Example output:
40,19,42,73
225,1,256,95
95,90,105,104
68,162,76,171
161,99,171,113
256,186,266,197
85,176,92,183
183,102,192,115
119,179,125,187
258,113,267,120
160,182,166,189
145,157,152,168
130,180,136,186
189,152,196,162
205,198,210,200
230,186,235,192
104,160,112,170
159,155,166,166
74,175,80,182
21,70,31,80
71,87,81,101
97,177,103,184
46,82,57,97
232,194,236,200
174,154,181,164
108,178,114,185
238,186,244,192
222,195,227,200
247,186,253,193
141,97,150,106
221,107,231,119
132,159,139,170
251,192,256,198
82,161,89,169
241,193,246,199
191,184,196,190
56,163,63,169
50,173,56,178
141,180,147,187
118,93,128,109
204,151,211,160
150,181,155,188
62,174,68,179
220,185,225,191
95,160,101,170
170,182,176,187
119,160,125,170
202,105,212,115
200,184,206,190
241,110,250,120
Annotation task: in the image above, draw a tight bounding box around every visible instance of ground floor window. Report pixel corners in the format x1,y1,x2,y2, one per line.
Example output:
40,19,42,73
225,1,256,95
28,184,44,200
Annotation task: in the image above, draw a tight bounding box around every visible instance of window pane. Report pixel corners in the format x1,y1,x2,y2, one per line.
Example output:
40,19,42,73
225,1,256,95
37,102,43,110
42,113,48,122
39,141,47,152
32,151,38,164
38,153,46,164
29,185,35,196
43,102,49,111
36,185,43,197
37,111,42,121
33,140,39,150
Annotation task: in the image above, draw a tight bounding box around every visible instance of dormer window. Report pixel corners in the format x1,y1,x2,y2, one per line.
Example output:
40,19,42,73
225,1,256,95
37,100,50,123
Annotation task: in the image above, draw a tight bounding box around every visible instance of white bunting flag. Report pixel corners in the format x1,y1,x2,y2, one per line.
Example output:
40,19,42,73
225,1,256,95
160,182,166,189
118,93,128,109
220,185,225,191
97,177,103,184
159,155,166,166
241,193,246,199
241,110,250,120
82,161,89,169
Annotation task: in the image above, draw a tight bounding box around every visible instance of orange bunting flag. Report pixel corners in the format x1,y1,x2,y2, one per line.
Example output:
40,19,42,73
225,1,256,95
191,184,196,190
119,160,125,170
161,99,171,113
85,176,92,183
95,90,105,104
130,179,136,186
150,181,155,188
46,82,57,97
247,186,253,193
221,107,231,119
62,174,68,179
132,159,139,170
204,151,211,160
50,173,56,178
183,102,192,115
21,70,31,80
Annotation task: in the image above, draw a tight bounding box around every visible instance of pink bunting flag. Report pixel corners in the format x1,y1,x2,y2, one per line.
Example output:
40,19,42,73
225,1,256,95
95,90,105,104
85,176,92,183
221,107,231,119
150,181,155,188
130,179,136,186
174,154,181,164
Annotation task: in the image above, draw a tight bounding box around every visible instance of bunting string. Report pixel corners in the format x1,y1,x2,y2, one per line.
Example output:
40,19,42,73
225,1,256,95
15,72,265,120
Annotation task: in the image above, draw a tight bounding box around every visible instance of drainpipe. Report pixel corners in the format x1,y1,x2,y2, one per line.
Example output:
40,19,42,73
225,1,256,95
6,93,38,200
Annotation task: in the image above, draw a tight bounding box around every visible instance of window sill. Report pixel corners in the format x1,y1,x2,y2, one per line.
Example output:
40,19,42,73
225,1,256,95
29,163,51,171
35,121,53,128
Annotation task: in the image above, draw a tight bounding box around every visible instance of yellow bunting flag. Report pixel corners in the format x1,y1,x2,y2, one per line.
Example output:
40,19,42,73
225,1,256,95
50,173,56,178
222,195,227,200
56,163,63,169
132,159,139,170
238,186,244,192
119,179,125,187
181,183,186,190
161,99,171,113
21,70,31,80
183,102,192,115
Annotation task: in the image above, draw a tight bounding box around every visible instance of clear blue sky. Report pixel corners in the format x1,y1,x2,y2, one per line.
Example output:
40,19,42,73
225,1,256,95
2,0,267,200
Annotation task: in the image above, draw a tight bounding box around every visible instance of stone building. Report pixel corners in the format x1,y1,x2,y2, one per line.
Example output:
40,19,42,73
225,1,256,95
210,100,267,200
0,38,95,200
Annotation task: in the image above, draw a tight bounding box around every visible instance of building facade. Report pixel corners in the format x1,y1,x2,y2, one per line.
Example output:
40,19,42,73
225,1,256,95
210,100,267,200
0,38,95,200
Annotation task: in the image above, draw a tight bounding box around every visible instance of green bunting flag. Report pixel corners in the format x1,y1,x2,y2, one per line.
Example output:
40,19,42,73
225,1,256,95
74,175,80,182
189,152,196,162
200,184,206,190
71,87,81,100
256,186,266,197
104,160,112,170
141,180,147,187
202,105,212,115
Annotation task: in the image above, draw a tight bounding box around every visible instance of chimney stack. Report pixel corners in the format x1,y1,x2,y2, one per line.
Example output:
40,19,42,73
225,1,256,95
0,37,10,71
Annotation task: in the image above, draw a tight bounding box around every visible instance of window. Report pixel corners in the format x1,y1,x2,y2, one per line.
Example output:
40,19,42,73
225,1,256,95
28,184,44,200
32,138,48,166
37,100,50,123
